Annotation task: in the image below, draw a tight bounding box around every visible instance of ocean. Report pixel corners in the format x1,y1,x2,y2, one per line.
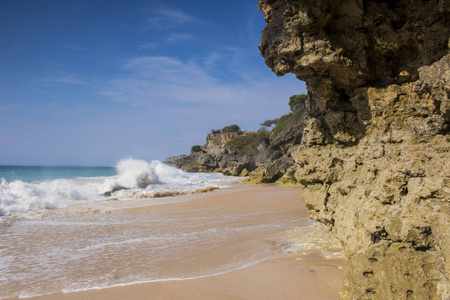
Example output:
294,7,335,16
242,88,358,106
0,159,307,299
0,158,238,217
0,166,117,183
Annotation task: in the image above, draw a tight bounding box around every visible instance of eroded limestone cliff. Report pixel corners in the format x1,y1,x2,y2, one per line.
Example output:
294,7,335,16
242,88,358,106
166,129,303,183
165,132,271,176
259,0,450,299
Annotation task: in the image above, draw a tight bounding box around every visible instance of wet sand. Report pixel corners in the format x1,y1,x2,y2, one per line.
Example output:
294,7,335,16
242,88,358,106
22,255,343,300
3,184,344,300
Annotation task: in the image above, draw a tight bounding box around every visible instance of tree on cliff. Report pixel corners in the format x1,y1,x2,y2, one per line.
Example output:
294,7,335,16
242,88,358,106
271,94,307,138
208,125,243,140
260,118,279,129
288,94,308,112
191,145,202,153
221,124,242,133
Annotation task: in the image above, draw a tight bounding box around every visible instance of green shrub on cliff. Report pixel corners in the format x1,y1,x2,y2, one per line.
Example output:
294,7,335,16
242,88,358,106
191,145,202,153
221,124,243,134
288,94,308,112
272,113,292,138
208,125,243,137
271,94,307,139
227,132,269,153
260,118,279,129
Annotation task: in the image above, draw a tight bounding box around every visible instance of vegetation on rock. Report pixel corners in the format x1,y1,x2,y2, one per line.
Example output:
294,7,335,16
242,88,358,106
271,113,292,138
165,95,305,181
226,131,270,153
221,124,242,133
272,95,307,139
210,124,243,136
190,145,202,153
260,118,279,129
288,94,308,112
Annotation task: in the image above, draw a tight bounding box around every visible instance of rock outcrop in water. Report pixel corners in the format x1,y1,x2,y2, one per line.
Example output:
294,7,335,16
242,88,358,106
259,0,450,299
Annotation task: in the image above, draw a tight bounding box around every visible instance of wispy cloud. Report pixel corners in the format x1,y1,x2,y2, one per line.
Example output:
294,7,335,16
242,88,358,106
98,55,303,129
142,7,211,34
100,56,217,103
125,56,216,86
139,32,195,49
151,9,196,23
138,8,203,48
39,73,97,86
203,47,245,69
204,52,222,69
62,45,101,52
147,8,200,29
165,32,195,44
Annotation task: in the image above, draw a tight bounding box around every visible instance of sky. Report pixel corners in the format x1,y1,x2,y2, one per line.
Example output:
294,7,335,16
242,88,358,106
0,0,306,166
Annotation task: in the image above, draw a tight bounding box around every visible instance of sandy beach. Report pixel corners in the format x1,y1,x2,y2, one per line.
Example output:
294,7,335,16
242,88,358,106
20,255,343,300
3,184,344,300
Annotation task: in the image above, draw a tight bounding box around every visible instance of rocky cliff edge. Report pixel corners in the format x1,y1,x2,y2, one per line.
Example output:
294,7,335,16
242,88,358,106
165,130,300,183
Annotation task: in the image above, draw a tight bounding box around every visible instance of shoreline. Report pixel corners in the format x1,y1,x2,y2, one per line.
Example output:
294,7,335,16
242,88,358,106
3,183,344,300
17,254,344,300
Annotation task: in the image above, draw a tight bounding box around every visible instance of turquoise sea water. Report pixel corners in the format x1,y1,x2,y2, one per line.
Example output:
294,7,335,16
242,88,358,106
0,166,116,183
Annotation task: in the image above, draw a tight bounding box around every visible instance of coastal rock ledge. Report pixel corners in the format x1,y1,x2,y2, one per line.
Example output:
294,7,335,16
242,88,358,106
258,0,450,299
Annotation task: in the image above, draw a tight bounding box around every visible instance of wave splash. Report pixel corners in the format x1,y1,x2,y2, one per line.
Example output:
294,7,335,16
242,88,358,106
0,158,233,217
100,158,190,195
0,177,99,216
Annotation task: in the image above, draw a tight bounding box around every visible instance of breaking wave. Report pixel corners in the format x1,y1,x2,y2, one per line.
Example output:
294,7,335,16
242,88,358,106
99,159,191,195
0,158,235,216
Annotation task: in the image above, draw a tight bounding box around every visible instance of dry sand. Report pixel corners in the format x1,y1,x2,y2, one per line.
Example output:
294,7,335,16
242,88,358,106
5,184,344,300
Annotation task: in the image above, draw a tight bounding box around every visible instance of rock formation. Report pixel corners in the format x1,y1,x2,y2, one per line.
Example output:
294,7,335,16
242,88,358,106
259,0,450,299
165,131,271,176
165,129,302,183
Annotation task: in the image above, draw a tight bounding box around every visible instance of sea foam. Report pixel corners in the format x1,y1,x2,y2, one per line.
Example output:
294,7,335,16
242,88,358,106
0,178,99,216
0,158,235,216
99,158,159,194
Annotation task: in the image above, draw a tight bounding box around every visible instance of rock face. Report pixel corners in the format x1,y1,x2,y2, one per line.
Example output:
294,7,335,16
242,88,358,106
165,132,271,176
259,0,450,299
165,129,303,183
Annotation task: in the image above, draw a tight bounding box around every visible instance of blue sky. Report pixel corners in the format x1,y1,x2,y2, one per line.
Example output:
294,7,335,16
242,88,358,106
0,0,305,166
